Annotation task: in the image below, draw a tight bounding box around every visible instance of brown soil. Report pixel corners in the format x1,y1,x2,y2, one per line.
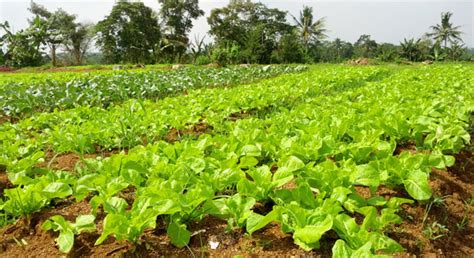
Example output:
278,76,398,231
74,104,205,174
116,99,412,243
165,122,213,143
1,146,472,257
228,110,254,121
0,115,13,125
0,200,324,257
130,217,326,258
227,106,278,122
347,58,372,66
0,115,19,125
37,151,118,172
391,149,474,257
0,66,15,72
0,171,13,196
0,198,92,257
394,141,417,155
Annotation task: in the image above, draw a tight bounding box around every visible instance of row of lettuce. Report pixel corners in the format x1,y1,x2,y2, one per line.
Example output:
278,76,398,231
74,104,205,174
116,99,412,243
1,65,473,256
0,66,382,171
0,65,306,119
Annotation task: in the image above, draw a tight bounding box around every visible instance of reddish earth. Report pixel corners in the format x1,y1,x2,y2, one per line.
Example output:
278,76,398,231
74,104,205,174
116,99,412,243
0,66,15,72
37,151,119,172
228,110,254,121
392,148,473,257
347,58,372,66
165,122,213,143
0,171,13,196
227,107,275,122
0,115,17,125
0,68,106,74
1,144,472,257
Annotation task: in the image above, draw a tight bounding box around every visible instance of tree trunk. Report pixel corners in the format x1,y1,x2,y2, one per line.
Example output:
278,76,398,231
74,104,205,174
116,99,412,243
74,49,81,65
51,45,57,67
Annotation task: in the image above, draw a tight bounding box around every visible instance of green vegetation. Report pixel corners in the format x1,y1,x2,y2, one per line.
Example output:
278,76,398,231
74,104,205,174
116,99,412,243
0,65,305,118
42,215,96,253
0,64,472,256
0,0,472,255
1,2,472,68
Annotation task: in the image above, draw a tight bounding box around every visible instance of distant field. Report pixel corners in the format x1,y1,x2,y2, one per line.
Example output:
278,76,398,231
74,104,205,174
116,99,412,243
0,65,306,118
0,64,472,257
0,63,172,74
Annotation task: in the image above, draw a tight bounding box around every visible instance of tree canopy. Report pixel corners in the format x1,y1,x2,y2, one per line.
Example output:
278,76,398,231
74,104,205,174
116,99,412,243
208,0,292,64
96,0,161,64
0,19,47,67
1,1,472,66
428,12,462,49
29,2,77,66
158,0,204,61
292,6,327,48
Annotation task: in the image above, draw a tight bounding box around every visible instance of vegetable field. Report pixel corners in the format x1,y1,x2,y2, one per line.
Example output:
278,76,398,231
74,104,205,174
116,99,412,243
0,64,473,257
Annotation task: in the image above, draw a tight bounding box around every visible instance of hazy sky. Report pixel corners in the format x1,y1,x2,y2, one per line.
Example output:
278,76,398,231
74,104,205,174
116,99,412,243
1,0,473,47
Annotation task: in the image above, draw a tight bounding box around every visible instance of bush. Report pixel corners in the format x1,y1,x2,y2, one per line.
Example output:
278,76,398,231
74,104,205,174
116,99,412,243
211,43,241,67
195,55,211,65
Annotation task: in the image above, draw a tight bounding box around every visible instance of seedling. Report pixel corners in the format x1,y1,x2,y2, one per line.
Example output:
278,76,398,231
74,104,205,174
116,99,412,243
422,195,448,226
42,215,96,253
423,221,449,240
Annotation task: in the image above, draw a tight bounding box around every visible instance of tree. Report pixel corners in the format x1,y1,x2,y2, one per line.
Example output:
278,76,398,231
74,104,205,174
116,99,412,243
272,30,306,63
447,40,465,61
29,2,76,66
318,39,354,62
353,35,378,58
64,23,94,65
376,43,399,62
208,0,291,64
96,0,162,64
291,6,327,50
0,19,47,67
428,12,462,49
158,0,204,61
400,38,425,62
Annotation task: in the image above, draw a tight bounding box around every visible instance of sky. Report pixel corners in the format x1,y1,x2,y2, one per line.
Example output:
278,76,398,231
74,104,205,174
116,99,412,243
0,0,473,47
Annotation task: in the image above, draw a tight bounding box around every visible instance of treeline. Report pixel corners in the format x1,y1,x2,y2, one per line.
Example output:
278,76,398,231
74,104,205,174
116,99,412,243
0,0,472,67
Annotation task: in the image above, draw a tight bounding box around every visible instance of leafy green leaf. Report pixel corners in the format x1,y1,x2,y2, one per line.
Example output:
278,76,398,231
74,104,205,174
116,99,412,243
57,230,75,253
332,240,353,258
42,182,72,199
279,156,305,173
403,170,432,200
167,221,191,248
246,208,280,235
240,145,261,157
293,215,333,250
239,156,258,169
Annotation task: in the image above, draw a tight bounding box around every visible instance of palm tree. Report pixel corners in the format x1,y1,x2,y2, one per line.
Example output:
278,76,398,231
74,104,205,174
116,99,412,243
292,6,327,49
400,38,423,62
428,12,462,49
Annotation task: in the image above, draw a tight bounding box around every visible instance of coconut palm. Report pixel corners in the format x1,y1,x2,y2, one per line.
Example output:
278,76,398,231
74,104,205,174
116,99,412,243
400,38,423,62
428,12,462,49
291,6,327,49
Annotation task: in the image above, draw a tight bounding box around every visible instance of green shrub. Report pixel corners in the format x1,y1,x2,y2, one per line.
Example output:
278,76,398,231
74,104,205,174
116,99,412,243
195,55,211,66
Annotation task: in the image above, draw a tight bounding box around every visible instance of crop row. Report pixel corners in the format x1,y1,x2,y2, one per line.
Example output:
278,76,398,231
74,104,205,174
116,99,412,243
0,65,306,118
0,66,385,174
1,65,473,256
